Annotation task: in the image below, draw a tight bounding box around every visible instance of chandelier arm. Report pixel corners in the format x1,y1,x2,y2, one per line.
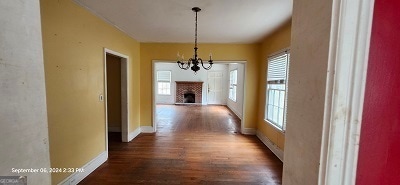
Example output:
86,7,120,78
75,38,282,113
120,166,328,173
199,58,213,70
177,61,190,70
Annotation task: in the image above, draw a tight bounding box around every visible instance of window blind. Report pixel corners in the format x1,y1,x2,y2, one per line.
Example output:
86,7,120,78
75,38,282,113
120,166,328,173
264,49,290,131
267,53,289,82
157,71,171,82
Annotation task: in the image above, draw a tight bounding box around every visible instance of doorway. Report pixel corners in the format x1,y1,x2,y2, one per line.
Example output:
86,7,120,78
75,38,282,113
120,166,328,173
104,49,129,147
152,61,247,133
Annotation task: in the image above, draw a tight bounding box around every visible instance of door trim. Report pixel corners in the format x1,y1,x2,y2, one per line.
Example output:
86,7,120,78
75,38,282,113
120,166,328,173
104,48,130,150
318,0,375,184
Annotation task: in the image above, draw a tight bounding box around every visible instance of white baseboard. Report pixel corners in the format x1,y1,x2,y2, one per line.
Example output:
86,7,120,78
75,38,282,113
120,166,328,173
108,126,121,132
241,128,256,135
174,103,202,105
58,151,107,185
128,127,141,141
58,127,151,184
256,130,284,162
226,104,243,120
140,126,155,133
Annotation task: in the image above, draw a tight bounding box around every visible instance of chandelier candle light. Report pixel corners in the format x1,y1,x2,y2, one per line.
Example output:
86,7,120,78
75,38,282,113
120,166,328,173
177,7,213,73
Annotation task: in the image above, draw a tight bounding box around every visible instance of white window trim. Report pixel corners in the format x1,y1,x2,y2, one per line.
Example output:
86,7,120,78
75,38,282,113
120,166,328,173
229,69,238,102
264,119,286,133
264,49,290,132
156,70,171,95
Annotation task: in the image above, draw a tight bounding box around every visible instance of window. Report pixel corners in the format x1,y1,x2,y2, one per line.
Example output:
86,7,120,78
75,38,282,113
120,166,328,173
157,71,171,95
265,50,290,131
229,69,238,101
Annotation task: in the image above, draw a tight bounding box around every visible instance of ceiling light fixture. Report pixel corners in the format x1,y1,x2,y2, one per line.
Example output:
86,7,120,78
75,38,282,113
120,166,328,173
177,7,213,73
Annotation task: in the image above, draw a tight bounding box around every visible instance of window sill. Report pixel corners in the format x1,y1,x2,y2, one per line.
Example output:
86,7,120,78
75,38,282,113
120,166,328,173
264,119,285,134
157,94,172,96
228,98,237,102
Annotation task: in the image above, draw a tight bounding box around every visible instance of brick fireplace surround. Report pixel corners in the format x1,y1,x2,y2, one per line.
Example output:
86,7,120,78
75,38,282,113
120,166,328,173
175,81,203,104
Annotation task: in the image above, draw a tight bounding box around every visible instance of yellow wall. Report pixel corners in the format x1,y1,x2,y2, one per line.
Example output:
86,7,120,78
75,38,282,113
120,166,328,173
140,43,260,130
106,54,122,127
40,0,141,183
40,0,291,183
257,20,292,150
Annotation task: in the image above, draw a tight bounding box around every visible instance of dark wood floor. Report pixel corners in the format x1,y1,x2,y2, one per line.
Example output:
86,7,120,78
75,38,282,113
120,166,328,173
79,105,283,184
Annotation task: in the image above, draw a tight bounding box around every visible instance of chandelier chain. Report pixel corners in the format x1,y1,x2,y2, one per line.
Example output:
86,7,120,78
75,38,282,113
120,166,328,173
176,7,213,73
195,10,197,49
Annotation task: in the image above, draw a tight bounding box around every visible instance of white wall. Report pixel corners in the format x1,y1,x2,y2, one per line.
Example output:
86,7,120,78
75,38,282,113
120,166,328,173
0,0,51,184
154,62,229,105
226,63,245,119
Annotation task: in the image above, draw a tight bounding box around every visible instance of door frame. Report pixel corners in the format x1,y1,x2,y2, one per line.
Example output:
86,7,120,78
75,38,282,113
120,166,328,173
318,0,375,184
104,48,130,150
151,60,247,133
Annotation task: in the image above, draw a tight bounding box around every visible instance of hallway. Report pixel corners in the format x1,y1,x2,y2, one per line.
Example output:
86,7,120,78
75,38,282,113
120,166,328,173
80,105,283,184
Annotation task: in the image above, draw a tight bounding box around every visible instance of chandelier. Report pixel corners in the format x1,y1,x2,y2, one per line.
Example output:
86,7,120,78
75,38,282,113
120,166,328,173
177,7,213,73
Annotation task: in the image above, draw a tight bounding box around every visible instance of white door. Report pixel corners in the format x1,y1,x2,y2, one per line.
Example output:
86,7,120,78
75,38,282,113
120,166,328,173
207,71,223,104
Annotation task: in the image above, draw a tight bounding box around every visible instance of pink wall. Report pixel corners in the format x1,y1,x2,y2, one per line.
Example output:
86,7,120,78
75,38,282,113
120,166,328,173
356,0,400,184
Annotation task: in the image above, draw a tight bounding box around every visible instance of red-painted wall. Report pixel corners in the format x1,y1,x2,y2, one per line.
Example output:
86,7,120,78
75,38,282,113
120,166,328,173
356,0,400,184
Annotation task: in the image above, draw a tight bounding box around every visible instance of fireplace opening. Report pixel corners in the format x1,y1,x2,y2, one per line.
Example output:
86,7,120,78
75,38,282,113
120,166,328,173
175,81,203,104
184,91,195,103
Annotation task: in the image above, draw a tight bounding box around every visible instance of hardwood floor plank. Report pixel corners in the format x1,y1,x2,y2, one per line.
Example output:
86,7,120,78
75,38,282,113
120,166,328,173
79,105,282,184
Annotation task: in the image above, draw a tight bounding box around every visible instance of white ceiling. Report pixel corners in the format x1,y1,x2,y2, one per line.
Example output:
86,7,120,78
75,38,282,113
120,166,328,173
74,0,292,43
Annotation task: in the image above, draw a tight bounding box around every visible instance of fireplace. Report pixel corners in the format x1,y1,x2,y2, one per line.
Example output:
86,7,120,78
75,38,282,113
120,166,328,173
176,81,203,104
183,91,195,103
